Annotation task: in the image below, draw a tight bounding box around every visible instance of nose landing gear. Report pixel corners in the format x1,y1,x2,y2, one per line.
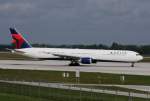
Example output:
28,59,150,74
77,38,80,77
131,62,135,67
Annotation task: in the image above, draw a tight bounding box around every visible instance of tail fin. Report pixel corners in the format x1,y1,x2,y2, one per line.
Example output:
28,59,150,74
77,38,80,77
9,28,32,49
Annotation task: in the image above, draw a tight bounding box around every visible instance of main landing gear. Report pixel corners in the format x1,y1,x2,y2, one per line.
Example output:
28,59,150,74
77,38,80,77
69,60,80,66
131,62,135,67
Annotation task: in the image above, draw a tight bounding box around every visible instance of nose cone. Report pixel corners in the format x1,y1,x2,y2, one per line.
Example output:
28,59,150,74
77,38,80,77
138,55,143,61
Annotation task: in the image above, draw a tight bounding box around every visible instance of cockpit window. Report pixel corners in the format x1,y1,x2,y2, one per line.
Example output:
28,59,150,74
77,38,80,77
136,54,140,56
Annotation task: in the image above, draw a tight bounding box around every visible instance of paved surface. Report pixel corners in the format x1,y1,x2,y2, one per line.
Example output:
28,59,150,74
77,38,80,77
0,60,150,75
0,60,149,75
70,84,150,92
0,80,149,99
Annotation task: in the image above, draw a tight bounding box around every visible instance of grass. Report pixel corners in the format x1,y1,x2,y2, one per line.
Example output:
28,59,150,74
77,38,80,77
1,69,150,85
0,93,49,101
80,72,150,85
0,52,30,60
0,69,76,83
0,82,148,101
142,57,150,62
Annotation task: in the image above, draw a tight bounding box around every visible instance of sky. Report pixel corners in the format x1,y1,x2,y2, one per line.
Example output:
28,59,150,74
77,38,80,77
0,0,150,45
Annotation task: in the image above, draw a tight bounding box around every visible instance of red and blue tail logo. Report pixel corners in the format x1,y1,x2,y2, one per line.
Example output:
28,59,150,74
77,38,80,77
9,28,32,49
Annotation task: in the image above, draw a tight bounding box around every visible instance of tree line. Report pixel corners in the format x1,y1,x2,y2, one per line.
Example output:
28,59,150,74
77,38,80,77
0,42,150,55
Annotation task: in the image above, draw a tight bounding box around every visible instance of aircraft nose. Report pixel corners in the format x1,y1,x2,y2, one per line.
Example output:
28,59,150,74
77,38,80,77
138,55,143,61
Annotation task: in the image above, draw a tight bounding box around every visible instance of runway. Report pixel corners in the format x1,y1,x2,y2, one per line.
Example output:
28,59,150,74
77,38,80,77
0,60,150,75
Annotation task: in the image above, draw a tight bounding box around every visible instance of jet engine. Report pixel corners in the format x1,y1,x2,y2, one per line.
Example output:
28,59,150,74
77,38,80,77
80,57,93,64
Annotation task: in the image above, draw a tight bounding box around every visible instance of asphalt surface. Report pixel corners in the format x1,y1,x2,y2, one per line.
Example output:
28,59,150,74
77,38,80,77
73,84,150,92
0,60,149,75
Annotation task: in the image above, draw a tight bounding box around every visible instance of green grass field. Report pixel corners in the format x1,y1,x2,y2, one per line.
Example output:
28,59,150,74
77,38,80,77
0,69,150,85
0,82,148,101
0,93,49,101
142,57,150,62
0,52,30,60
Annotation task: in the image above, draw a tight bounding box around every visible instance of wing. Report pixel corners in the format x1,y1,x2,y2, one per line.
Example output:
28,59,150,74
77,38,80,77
53,53,81,60
53,53,98,64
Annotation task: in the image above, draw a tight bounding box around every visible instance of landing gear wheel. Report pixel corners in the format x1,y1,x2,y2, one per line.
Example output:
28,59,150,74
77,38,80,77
69,60,80,66
131,63,135,67
69,63,80,66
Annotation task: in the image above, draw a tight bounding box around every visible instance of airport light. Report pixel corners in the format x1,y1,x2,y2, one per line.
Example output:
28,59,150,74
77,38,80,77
76,70,80,84
120,75,125,84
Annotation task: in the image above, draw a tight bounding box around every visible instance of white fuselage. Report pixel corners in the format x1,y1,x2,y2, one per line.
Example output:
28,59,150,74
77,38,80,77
15,48,143,63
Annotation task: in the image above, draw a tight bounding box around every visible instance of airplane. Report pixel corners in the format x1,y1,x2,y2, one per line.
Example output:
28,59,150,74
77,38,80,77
8,28,143,67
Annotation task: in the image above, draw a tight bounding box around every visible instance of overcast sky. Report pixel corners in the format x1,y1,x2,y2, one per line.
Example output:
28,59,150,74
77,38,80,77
0,0,150,45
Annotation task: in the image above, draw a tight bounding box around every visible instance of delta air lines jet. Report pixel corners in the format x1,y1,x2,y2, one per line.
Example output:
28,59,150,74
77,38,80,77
9,28,143,67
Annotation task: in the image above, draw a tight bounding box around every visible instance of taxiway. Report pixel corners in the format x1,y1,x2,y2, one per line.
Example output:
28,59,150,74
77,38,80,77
0,60,149,75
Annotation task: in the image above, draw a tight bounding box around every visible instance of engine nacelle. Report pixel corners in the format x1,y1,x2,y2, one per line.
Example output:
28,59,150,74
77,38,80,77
80,57,92,64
